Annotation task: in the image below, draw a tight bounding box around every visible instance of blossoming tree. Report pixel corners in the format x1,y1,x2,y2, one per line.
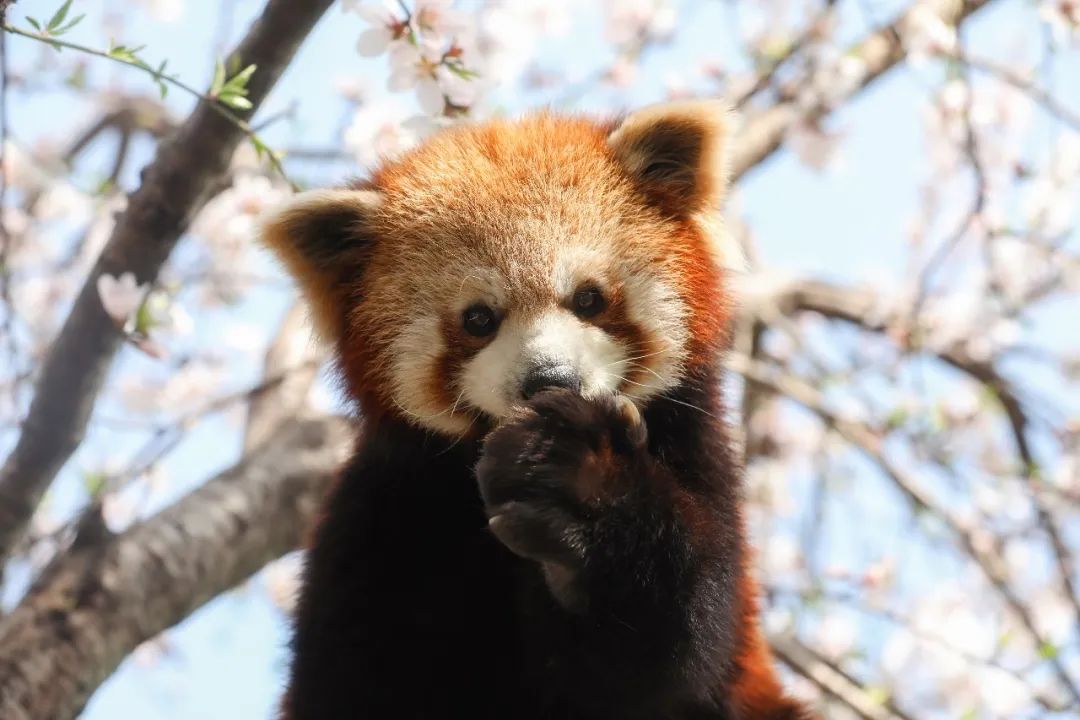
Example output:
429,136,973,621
0,0,1077,718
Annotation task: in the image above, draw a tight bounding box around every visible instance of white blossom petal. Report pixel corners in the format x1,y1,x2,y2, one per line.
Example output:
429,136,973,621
417,77,446,116
96,272,146,324
357,27,393,57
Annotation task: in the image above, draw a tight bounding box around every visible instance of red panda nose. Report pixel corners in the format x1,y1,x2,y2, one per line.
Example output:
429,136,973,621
521,363,582,399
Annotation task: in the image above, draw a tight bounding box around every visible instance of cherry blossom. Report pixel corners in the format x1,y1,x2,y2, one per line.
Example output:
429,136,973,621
1039,0,1080,42
387,43,445,115
96,272,147,325
353,2,411,57
1,2,1078,717
605,0,677,47
344,100,419,165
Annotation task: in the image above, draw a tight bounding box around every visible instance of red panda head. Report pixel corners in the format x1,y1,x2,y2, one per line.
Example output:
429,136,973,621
262,101,738,436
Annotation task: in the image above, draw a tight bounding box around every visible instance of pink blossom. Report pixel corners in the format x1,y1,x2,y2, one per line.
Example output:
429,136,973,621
387,43,445,114
413,0,468,46
787,121,840,171
96,272,147,325
904,5,958,63
605,0,677,46
354,1,410,57
1039,0,1080,42
344,101,419,166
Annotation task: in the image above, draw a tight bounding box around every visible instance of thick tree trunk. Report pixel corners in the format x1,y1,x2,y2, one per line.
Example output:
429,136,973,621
0,416,352,720
0,0,336,564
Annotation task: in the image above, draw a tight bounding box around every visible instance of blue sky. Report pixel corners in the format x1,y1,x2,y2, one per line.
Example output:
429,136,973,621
3,0,1078,717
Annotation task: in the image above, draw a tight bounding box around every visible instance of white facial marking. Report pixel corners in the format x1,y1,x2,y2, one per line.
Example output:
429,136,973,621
386,257,693,435
617,271,689,401
389,315,473,436
461,310,626,419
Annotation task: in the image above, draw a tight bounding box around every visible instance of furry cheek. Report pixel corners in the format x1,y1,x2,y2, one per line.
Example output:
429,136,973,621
388,315,474,436
608,272,689,401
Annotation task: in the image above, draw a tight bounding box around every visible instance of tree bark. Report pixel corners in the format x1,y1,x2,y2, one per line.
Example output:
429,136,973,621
0,0,336,564
0,415,352,720
732,0,991,180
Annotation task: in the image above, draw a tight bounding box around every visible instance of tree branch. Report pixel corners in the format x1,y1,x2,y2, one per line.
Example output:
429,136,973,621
728,351,1080,705
244,302,323,453
732,0,993,180
0,0,335,565
771,635,914,720
0,414,352,720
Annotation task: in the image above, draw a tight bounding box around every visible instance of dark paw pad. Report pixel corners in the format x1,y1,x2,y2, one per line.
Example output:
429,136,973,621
475,390,649,607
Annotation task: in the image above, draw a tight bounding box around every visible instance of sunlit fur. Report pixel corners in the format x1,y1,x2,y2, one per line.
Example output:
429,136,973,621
263,104,740,437
262,100,807,720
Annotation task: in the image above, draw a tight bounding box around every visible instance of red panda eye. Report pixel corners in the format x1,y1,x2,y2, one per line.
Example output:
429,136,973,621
463,304,498,337
572,286,606,318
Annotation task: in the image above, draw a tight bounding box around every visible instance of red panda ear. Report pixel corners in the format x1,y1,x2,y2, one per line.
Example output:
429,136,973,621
261,188,381,342
607,100,732,217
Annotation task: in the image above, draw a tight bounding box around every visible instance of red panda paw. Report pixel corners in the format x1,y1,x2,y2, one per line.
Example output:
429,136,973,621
475,390,649,610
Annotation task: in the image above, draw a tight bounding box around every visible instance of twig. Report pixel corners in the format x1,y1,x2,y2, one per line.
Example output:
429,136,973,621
907,34,988,338
244,302,323,452
958,53,1080,132
732,0,994,180
771,635,912,720
0,414,353,720
776,583,1071,713
732,0,838,108
0,3,14,399
0,0,335,568
0,23,294,187
757,276,1080,624
111,360,322,494
728,352,1080,706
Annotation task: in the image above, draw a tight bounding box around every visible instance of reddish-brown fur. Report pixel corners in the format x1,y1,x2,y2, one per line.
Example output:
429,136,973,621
263,101,808,719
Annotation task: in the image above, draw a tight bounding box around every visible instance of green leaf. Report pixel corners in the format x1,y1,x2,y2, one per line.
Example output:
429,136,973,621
444,62,479,81
106,42,145,64
63,63,86,90
223,63,256,93
52,14,86,36
251,135,268,160
134,297,155,336
83,471,108,499
864,687,890,706
93,177,116,196
46,0,74,32
1039,642,1059,660
26,17,43,32
885,407,908,429
218,93,253,110
210,59,226,96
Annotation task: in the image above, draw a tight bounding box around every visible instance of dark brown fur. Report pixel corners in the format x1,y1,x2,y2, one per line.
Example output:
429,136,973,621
264,102,809,719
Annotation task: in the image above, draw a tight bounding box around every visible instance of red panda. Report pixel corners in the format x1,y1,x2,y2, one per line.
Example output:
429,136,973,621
262,100,809,720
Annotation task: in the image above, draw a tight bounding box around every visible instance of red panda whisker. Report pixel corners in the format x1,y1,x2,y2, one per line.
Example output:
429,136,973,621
624,361,667,385
436,411,478,457
449,387,467,417
391,395,453,422
610,373,663,395
613,374,716,419
602,346,670,369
